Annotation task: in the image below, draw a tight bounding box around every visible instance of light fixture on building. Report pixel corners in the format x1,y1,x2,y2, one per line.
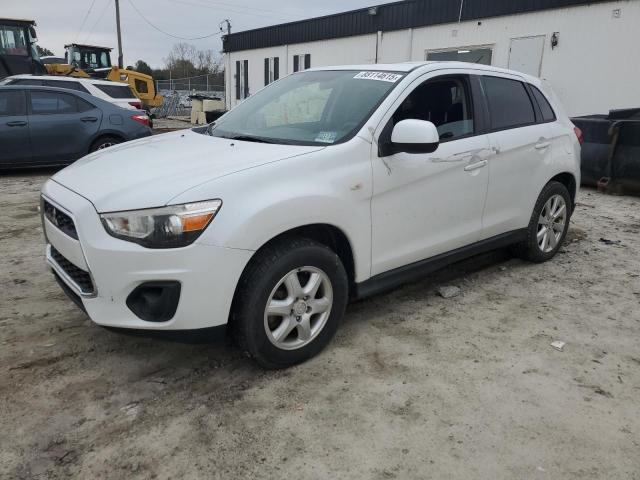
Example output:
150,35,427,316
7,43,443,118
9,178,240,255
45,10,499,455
368,7,378,16
551,32,559,49
458,50,470,54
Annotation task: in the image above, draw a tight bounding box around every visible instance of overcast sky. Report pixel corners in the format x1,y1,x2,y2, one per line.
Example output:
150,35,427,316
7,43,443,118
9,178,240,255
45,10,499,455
5,0,378,68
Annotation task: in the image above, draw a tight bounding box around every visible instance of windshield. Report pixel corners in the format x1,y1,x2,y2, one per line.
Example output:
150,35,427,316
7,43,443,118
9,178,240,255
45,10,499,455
0,25,29,56
210,70,404,145
70,47,112,70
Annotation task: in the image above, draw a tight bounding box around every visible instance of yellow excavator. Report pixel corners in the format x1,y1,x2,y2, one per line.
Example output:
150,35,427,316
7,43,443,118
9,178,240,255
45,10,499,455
0,19,162,109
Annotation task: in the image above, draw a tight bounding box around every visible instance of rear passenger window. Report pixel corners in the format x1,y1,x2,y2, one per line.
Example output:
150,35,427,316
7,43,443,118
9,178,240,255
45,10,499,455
30,91,78,114
0,91,26,116
76,98,95,112
95,84,135,98
530,85,556,122
482,76,535,130
44,79,90,94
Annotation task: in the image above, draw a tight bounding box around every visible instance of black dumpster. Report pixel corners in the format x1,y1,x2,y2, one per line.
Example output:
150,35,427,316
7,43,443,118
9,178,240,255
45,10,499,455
572,108,640,196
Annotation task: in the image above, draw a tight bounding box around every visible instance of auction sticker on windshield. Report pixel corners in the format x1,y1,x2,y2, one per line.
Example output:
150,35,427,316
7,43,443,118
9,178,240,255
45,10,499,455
353,71,403,82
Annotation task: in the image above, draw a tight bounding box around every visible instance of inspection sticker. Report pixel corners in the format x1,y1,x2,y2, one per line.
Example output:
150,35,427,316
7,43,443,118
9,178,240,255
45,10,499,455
315,131,337,143
353,71,403,83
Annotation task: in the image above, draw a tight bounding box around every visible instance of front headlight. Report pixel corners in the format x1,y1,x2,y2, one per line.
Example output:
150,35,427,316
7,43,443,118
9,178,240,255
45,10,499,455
100,199,222,248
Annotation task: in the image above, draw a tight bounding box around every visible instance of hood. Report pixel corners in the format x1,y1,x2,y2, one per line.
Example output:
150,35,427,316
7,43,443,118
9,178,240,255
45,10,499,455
53,130,324,212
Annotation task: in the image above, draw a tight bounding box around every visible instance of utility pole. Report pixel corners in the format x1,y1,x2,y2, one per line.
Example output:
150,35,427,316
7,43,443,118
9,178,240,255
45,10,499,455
115,0,124,68
220,19,231,36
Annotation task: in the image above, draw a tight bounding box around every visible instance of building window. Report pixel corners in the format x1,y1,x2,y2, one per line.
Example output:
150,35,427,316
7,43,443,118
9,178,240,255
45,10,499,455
426,47,493,65
235,59,249,100
293,54,311,72
264,57,280,86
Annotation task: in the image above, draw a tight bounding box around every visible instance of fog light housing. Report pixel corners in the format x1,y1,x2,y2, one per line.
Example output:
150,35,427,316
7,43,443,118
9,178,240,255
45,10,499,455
126,281,181,322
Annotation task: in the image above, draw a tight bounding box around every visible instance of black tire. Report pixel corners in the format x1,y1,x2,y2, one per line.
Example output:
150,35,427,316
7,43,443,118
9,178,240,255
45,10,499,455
90,136,122,153
232,236,348,369
512,181,572,263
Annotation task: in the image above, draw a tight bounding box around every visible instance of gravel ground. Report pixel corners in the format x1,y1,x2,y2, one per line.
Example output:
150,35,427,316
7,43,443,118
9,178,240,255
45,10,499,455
1,171,639,479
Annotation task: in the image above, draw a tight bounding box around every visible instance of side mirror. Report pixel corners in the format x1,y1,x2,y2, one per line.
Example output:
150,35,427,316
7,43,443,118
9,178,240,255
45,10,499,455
390,119,440,154
29,26,37,40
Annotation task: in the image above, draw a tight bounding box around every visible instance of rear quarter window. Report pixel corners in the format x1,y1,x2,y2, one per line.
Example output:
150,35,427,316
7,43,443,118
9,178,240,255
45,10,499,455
482,76,536,130
95,84,136,99
530,85,556,122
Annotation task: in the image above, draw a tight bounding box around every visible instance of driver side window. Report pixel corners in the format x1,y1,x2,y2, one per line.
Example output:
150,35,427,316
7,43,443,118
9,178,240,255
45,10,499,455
393,75,474,142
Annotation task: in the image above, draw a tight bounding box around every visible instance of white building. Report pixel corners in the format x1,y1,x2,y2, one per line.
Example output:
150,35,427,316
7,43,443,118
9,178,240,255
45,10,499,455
223,0,639,117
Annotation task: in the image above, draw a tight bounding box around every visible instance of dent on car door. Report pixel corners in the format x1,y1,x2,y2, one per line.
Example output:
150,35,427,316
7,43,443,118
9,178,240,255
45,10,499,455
0,90,32,166
27,90,101,164
479,75,554,239
370,73,491,276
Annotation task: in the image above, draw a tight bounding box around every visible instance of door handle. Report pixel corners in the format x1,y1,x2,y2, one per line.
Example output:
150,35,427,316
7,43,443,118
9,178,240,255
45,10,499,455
535,140,551,150
464,160,488,172
81,117,98,123
6,121,27,127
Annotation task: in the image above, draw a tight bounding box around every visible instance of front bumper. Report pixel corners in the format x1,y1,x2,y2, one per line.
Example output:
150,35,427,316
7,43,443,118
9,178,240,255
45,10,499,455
42,179,253,330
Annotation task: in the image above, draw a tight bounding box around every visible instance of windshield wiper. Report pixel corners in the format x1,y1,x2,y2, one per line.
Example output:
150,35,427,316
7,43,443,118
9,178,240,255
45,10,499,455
223,134,278,144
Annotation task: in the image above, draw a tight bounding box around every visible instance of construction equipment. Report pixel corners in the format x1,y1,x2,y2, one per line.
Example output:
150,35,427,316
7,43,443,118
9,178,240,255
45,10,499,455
0,18,45,78
0,19,162,109
53,43,164,109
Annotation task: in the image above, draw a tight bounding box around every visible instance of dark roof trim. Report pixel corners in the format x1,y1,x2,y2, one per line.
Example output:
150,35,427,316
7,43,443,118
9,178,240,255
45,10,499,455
0,18,36,26
223,0,609,53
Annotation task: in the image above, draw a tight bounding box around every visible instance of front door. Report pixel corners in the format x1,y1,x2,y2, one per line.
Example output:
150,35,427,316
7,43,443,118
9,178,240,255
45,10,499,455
371,73,491,276
0,90,32,166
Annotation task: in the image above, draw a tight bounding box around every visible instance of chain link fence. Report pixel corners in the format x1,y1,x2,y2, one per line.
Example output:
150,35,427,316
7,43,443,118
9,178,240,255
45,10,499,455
154,74,225,118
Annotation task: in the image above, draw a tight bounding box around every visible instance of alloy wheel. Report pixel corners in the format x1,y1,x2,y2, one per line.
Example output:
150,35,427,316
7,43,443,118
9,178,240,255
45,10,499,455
264,266,333,350
537,194,567,253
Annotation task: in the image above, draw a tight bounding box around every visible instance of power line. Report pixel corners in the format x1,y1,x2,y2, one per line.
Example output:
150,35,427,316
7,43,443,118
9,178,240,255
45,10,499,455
174,0,301,21
127,0,223,40
74,0,99,42
84,0,113,43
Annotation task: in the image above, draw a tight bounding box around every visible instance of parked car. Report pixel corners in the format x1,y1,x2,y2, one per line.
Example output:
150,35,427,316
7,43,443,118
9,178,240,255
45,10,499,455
0,85,151,168
1,74,142,110
41,62,581,368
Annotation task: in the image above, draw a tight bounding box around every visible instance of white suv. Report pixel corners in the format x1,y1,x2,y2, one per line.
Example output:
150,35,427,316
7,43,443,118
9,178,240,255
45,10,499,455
41,62,582,368
2,74,141,110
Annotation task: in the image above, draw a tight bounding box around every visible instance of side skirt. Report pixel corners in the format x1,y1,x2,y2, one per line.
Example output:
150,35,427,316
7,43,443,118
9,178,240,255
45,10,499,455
354,229,527,300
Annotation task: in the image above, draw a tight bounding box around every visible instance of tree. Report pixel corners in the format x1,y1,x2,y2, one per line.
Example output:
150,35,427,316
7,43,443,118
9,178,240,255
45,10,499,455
36,45,54,57
134,60,152,76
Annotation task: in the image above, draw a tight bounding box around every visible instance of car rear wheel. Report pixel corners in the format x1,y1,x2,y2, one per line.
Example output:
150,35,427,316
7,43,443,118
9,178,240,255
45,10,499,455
512,181,572,263
90,136,122,152
233,237,348,368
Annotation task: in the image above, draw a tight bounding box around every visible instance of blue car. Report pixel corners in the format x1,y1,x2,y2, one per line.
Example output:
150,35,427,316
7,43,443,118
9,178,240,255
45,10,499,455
0,85,152,168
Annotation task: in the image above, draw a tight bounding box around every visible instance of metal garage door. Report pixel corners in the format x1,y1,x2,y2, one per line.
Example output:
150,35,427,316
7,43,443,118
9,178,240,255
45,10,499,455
508,35,545,77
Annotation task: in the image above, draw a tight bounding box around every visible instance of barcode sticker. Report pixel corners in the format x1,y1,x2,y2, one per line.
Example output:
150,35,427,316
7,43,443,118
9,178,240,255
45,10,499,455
353,71,403,83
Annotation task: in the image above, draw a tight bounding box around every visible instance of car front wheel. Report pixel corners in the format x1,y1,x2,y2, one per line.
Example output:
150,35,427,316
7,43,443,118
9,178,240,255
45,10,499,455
233,237,348,368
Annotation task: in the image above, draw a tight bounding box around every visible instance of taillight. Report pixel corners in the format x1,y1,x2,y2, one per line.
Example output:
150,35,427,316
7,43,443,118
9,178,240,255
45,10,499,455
131,114,150,127
574,126,584,145
129,101,142,109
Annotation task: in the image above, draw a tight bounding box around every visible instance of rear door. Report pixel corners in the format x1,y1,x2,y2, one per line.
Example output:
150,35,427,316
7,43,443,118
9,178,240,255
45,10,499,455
479,74,554,238
0,90,32,166
27,90,101,164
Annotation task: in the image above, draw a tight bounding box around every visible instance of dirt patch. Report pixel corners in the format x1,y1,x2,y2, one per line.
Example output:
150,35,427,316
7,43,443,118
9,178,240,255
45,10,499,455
1,175,640,479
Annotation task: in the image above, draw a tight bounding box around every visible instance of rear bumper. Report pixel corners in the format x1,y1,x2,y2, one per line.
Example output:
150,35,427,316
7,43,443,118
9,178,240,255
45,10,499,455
42,179,253,330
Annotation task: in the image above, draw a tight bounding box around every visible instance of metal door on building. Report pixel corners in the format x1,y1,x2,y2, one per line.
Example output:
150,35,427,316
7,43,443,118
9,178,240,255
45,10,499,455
508,35,545,77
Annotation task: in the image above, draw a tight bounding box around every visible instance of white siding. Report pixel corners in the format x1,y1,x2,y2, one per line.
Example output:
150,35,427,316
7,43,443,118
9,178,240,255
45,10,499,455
225,0,639,116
